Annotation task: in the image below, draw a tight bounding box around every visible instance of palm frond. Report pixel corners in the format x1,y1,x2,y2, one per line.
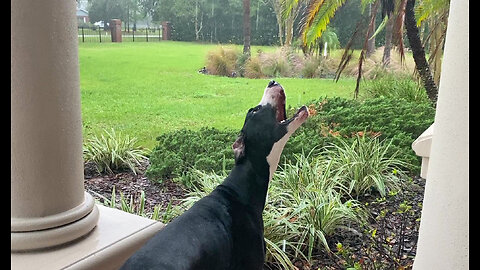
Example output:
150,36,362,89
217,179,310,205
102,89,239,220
415,0,449,26
301,0,347,47
360,0,378,13
381,0,395,18
370,14,389,40
282,0,300,19
334,21,361,82
353,0,379,99
392,0,408,63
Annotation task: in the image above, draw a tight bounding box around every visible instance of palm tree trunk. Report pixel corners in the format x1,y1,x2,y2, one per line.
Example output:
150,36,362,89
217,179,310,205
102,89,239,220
243,0,251,55
382,15,393,66
285,14,294,46
270,0,284,46
404,0,438,105
195,0,199,40
366,3,377,58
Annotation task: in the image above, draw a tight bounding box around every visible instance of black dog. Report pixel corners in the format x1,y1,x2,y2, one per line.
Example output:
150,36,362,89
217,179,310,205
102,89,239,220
120,80,309,270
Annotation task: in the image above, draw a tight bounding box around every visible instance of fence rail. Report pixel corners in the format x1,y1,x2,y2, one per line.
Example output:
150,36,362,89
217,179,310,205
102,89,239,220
78,26,163,43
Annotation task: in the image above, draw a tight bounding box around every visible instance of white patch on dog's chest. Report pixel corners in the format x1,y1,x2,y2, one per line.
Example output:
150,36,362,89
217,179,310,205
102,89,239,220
266,129,292,181
265,115,305,181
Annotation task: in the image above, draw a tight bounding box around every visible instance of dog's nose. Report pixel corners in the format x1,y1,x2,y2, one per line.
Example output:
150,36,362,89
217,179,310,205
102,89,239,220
259,80,285,108
268,80,278,88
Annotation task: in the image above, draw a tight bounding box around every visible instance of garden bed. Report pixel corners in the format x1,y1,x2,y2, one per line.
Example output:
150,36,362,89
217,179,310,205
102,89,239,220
84,160,425,269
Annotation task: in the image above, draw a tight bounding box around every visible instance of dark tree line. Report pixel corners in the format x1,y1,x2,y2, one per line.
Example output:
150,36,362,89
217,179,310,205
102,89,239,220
87,0,280,45
85,0,381,47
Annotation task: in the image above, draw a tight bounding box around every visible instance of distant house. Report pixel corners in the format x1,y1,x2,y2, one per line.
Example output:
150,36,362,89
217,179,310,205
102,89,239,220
76,9,89,24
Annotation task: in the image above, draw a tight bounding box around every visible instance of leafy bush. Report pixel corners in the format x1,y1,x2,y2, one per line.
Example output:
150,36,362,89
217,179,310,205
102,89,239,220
146,127,237,183
147,97,434,185
286,96,435,173
83,129,148,175
102,186,180,224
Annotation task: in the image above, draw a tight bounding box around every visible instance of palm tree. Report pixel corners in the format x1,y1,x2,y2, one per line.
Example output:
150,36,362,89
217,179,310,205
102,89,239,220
270,0,285,45
291,0,448,105
298,0,348,47
404,0,438,104
415,0,450,87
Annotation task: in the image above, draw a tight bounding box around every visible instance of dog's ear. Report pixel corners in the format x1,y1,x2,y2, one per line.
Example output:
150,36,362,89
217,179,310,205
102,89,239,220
232,134,245,162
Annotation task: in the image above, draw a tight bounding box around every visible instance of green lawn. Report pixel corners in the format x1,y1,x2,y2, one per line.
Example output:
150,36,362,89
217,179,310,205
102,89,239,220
79,41,356,149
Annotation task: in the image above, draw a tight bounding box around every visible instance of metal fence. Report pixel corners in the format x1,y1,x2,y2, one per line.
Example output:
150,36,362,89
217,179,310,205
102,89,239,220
78,26,163,43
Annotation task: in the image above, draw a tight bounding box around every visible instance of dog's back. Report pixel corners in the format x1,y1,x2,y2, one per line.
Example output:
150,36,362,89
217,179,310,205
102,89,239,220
120,185,264,270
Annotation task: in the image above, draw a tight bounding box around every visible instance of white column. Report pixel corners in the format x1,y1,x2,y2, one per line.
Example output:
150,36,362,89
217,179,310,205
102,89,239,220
413,0,468,269
11,0,99,251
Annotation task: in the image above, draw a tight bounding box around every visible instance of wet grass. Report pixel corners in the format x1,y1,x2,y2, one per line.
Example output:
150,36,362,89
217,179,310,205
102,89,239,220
79,41,356,149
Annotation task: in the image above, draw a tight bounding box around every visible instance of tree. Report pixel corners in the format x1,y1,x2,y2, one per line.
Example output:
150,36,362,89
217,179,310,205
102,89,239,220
379,0,395,66
243,0,251,55
88,0,114,29
269,0,284,45
293,0,447,105
404,0,438,104
365,3,377,57
295,0,348,48
283,0,303,46
382,13,394,66
415,0,450,86
195,0,205,40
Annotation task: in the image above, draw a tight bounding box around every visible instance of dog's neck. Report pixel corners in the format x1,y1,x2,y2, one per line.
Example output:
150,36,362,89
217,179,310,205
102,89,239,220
221,159,270,214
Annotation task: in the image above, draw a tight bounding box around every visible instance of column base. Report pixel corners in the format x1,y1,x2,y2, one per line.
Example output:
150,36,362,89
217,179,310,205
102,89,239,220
11,204,164,270
11,193,99,252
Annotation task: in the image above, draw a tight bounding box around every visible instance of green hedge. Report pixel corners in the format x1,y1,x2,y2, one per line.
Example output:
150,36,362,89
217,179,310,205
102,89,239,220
146,127,237,182
284,97,435,173
146,97,435,183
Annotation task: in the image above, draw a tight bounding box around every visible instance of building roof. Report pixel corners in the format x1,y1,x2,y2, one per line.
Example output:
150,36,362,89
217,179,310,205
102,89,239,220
76,9,88,17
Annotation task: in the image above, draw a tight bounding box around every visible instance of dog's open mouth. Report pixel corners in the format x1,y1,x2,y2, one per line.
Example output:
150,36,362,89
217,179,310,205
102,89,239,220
260,80,309,126
283,105,309,125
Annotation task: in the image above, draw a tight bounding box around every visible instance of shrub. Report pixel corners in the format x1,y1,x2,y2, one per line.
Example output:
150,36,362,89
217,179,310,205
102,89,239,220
147,97,434,184
103,186,180,223
323,135,407,198
244,57,264,78
259,50,291,77
363,72,431,104
286,96,435,173
206,46,240,76
146,127,237,183
301,57,320,78
83,129,148,175
274,152,365,259
235,52,250,77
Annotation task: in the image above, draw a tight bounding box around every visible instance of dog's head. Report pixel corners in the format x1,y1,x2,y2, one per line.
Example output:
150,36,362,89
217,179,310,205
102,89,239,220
233,80,309,180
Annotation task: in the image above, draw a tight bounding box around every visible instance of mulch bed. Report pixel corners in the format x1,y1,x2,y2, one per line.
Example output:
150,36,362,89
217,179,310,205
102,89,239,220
84,161,186,211
299,176,425,270
84,161,425,270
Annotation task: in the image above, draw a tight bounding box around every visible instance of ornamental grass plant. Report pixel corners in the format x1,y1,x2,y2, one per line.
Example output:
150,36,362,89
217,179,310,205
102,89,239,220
83,128,148,175
323,134,407,198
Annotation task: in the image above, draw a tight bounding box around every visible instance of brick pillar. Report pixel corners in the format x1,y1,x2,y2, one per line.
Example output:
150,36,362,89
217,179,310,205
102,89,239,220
110,19,122,42
162,21,171,40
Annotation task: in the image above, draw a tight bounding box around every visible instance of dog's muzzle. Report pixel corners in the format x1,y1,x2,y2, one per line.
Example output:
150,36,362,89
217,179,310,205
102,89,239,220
259,80,287,123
